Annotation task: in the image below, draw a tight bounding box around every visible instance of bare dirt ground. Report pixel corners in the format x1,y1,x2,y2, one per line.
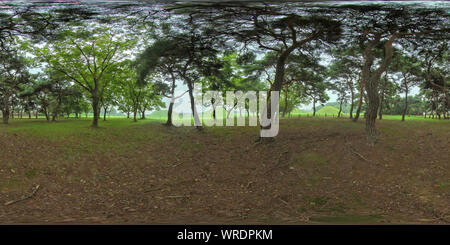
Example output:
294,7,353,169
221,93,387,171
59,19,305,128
0,117,449,224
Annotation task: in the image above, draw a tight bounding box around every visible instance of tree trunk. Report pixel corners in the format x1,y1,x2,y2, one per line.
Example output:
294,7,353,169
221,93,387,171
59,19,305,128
92,95,100,127
2,108,9,124
378,91,384,120
349,83,354,119
44,108,50,121
338,99,343,118
312,98,316,117
362,33,397,145
402,81,408,122
267,47,293,118
141,107,146,119
166,71,177,126
186,79,202,130
103,106,107,121
353,74,364,122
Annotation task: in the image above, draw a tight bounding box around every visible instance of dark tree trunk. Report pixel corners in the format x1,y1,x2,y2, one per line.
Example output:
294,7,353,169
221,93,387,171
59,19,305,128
338,99,343,118
186,79,202,130
312,98,316,117
167,102,174,125
378,91,384,120
267,47,293,119
257,39,313,140
141,108,146,119
43,108,50,121
349,83,355,119
363,34,396,145
133,109,137,122
166,71,176,126
2,109,9,124
92,95,100,127
402,83,408,122
103,106,107,121
365,76,380,145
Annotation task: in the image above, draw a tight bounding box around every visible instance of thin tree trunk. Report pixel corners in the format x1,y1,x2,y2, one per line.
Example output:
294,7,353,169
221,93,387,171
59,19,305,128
402,79,408,122
141,107,146,119
133,108,137,122
338,98,343,118
349,83,354,119
186,79,202,130
103,106,107,121
312,98,316,117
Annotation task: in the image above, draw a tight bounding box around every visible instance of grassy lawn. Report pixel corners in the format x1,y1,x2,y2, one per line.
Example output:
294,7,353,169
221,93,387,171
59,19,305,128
0,115,449,224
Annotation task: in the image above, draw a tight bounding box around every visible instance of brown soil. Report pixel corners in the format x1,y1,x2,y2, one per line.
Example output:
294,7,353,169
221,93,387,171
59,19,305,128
0,118,449,224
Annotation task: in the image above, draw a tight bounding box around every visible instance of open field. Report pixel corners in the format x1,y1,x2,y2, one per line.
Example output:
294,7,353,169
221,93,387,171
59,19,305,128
0,116,449,224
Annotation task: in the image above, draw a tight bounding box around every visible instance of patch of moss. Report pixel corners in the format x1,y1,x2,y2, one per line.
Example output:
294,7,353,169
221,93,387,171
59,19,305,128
438,181,450,189
25,168,38,179
295,152,328,167
304,196,330,207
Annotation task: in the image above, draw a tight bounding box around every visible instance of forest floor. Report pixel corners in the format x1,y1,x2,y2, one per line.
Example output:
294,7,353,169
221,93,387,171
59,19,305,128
0,116,449,224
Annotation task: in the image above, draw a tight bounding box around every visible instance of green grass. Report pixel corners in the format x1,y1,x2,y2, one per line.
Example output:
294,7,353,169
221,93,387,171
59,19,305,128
294,152,328,168
316,105,340,116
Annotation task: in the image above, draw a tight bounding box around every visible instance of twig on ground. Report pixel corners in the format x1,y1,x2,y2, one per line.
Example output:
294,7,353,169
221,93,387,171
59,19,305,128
4,185,40,206
143,186,164,193
350,147,370,163
278,197,289,206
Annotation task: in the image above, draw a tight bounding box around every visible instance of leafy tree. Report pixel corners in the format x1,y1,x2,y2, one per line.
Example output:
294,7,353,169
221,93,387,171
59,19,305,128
136,21,224,129
0,49,30,124
390,50,421,121
36,26,132,127
336,5,449,144
328,47,361,119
